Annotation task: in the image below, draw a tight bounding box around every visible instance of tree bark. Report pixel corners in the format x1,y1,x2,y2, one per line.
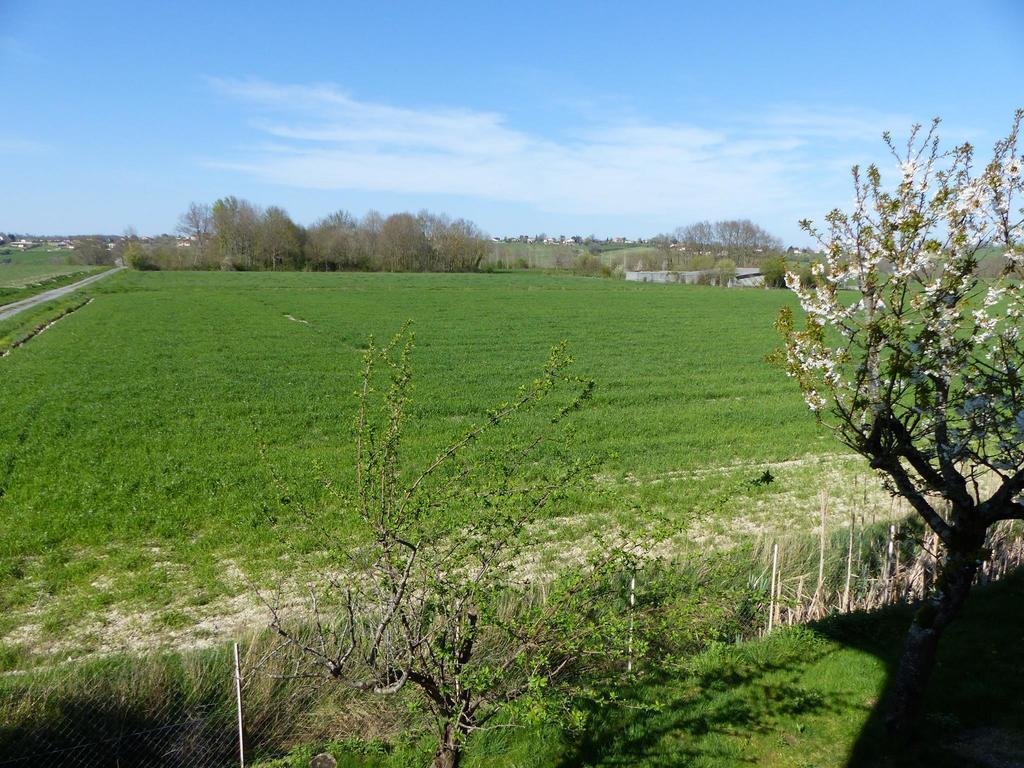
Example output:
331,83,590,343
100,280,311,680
432,722,463,768
885,549,979,740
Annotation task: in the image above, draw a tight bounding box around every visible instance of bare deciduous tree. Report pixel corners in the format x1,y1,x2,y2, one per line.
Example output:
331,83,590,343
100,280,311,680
676,219,783,264
176,202,213,267
212,196,262,269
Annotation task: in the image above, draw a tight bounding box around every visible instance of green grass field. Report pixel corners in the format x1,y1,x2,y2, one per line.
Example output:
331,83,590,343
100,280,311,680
0,270,882,662
0,246,105,305
1,268,1020,768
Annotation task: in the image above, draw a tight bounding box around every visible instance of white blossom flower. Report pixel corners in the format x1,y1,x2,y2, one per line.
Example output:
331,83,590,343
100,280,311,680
956,183,987,213
984,286,1005,307
783,116,1024,501
804,390,827,412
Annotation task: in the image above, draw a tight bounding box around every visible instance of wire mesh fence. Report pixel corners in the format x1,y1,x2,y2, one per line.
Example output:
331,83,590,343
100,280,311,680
0,650,241,767
0,692,236,765
0,637,405,767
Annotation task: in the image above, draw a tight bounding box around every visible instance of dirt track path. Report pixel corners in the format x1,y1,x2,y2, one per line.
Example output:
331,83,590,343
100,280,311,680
0,267,124,321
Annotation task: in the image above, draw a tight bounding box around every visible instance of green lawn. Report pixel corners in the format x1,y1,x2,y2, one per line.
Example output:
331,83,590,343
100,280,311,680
0,246,95,285
0,270,865,659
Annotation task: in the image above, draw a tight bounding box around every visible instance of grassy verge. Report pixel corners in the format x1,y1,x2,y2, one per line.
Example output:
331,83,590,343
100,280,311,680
0,267,107,307
0,643,378,766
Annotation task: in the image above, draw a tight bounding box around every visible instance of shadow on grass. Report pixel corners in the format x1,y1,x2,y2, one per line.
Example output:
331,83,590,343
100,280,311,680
555,571,1024,768
824,569,1024,768
0,700,237,767
556,631,857,767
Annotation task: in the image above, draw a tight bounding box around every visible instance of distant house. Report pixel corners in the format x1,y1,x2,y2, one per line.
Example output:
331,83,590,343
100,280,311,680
10,239,37,250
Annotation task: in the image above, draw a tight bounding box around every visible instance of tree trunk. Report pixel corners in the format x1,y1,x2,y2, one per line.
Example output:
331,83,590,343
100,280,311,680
432,723,462,768
885,549,979,740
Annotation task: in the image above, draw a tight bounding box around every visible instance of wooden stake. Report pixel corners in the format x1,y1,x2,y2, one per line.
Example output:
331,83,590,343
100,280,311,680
885,524,896,604
795,574,805,623
627,570,636,673
814,492,827,617
843,513,854,612
893,524,901,599
768,542,779,635
234,642,246,768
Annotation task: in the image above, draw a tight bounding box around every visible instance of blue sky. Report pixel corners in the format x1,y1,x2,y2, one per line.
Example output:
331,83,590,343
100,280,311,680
2,1,1022,243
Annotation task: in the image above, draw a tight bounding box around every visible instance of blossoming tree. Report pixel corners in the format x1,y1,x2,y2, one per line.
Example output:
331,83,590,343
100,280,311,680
776,111,1024,737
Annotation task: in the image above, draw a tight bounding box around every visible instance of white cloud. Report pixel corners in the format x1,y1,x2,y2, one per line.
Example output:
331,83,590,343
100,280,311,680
754,105,914,141
206,78,911,229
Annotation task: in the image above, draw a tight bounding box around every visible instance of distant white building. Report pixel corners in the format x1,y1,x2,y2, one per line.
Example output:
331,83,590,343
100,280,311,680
625,267,763,287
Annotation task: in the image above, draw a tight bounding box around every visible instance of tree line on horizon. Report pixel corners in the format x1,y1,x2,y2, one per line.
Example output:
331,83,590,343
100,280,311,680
109,198,491,273
58,199,817,283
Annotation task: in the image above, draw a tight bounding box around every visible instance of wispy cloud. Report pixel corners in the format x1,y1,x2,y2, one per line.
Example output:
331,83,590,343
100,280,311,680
0,136,50,155
755,106,913,142
207,78,911,229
